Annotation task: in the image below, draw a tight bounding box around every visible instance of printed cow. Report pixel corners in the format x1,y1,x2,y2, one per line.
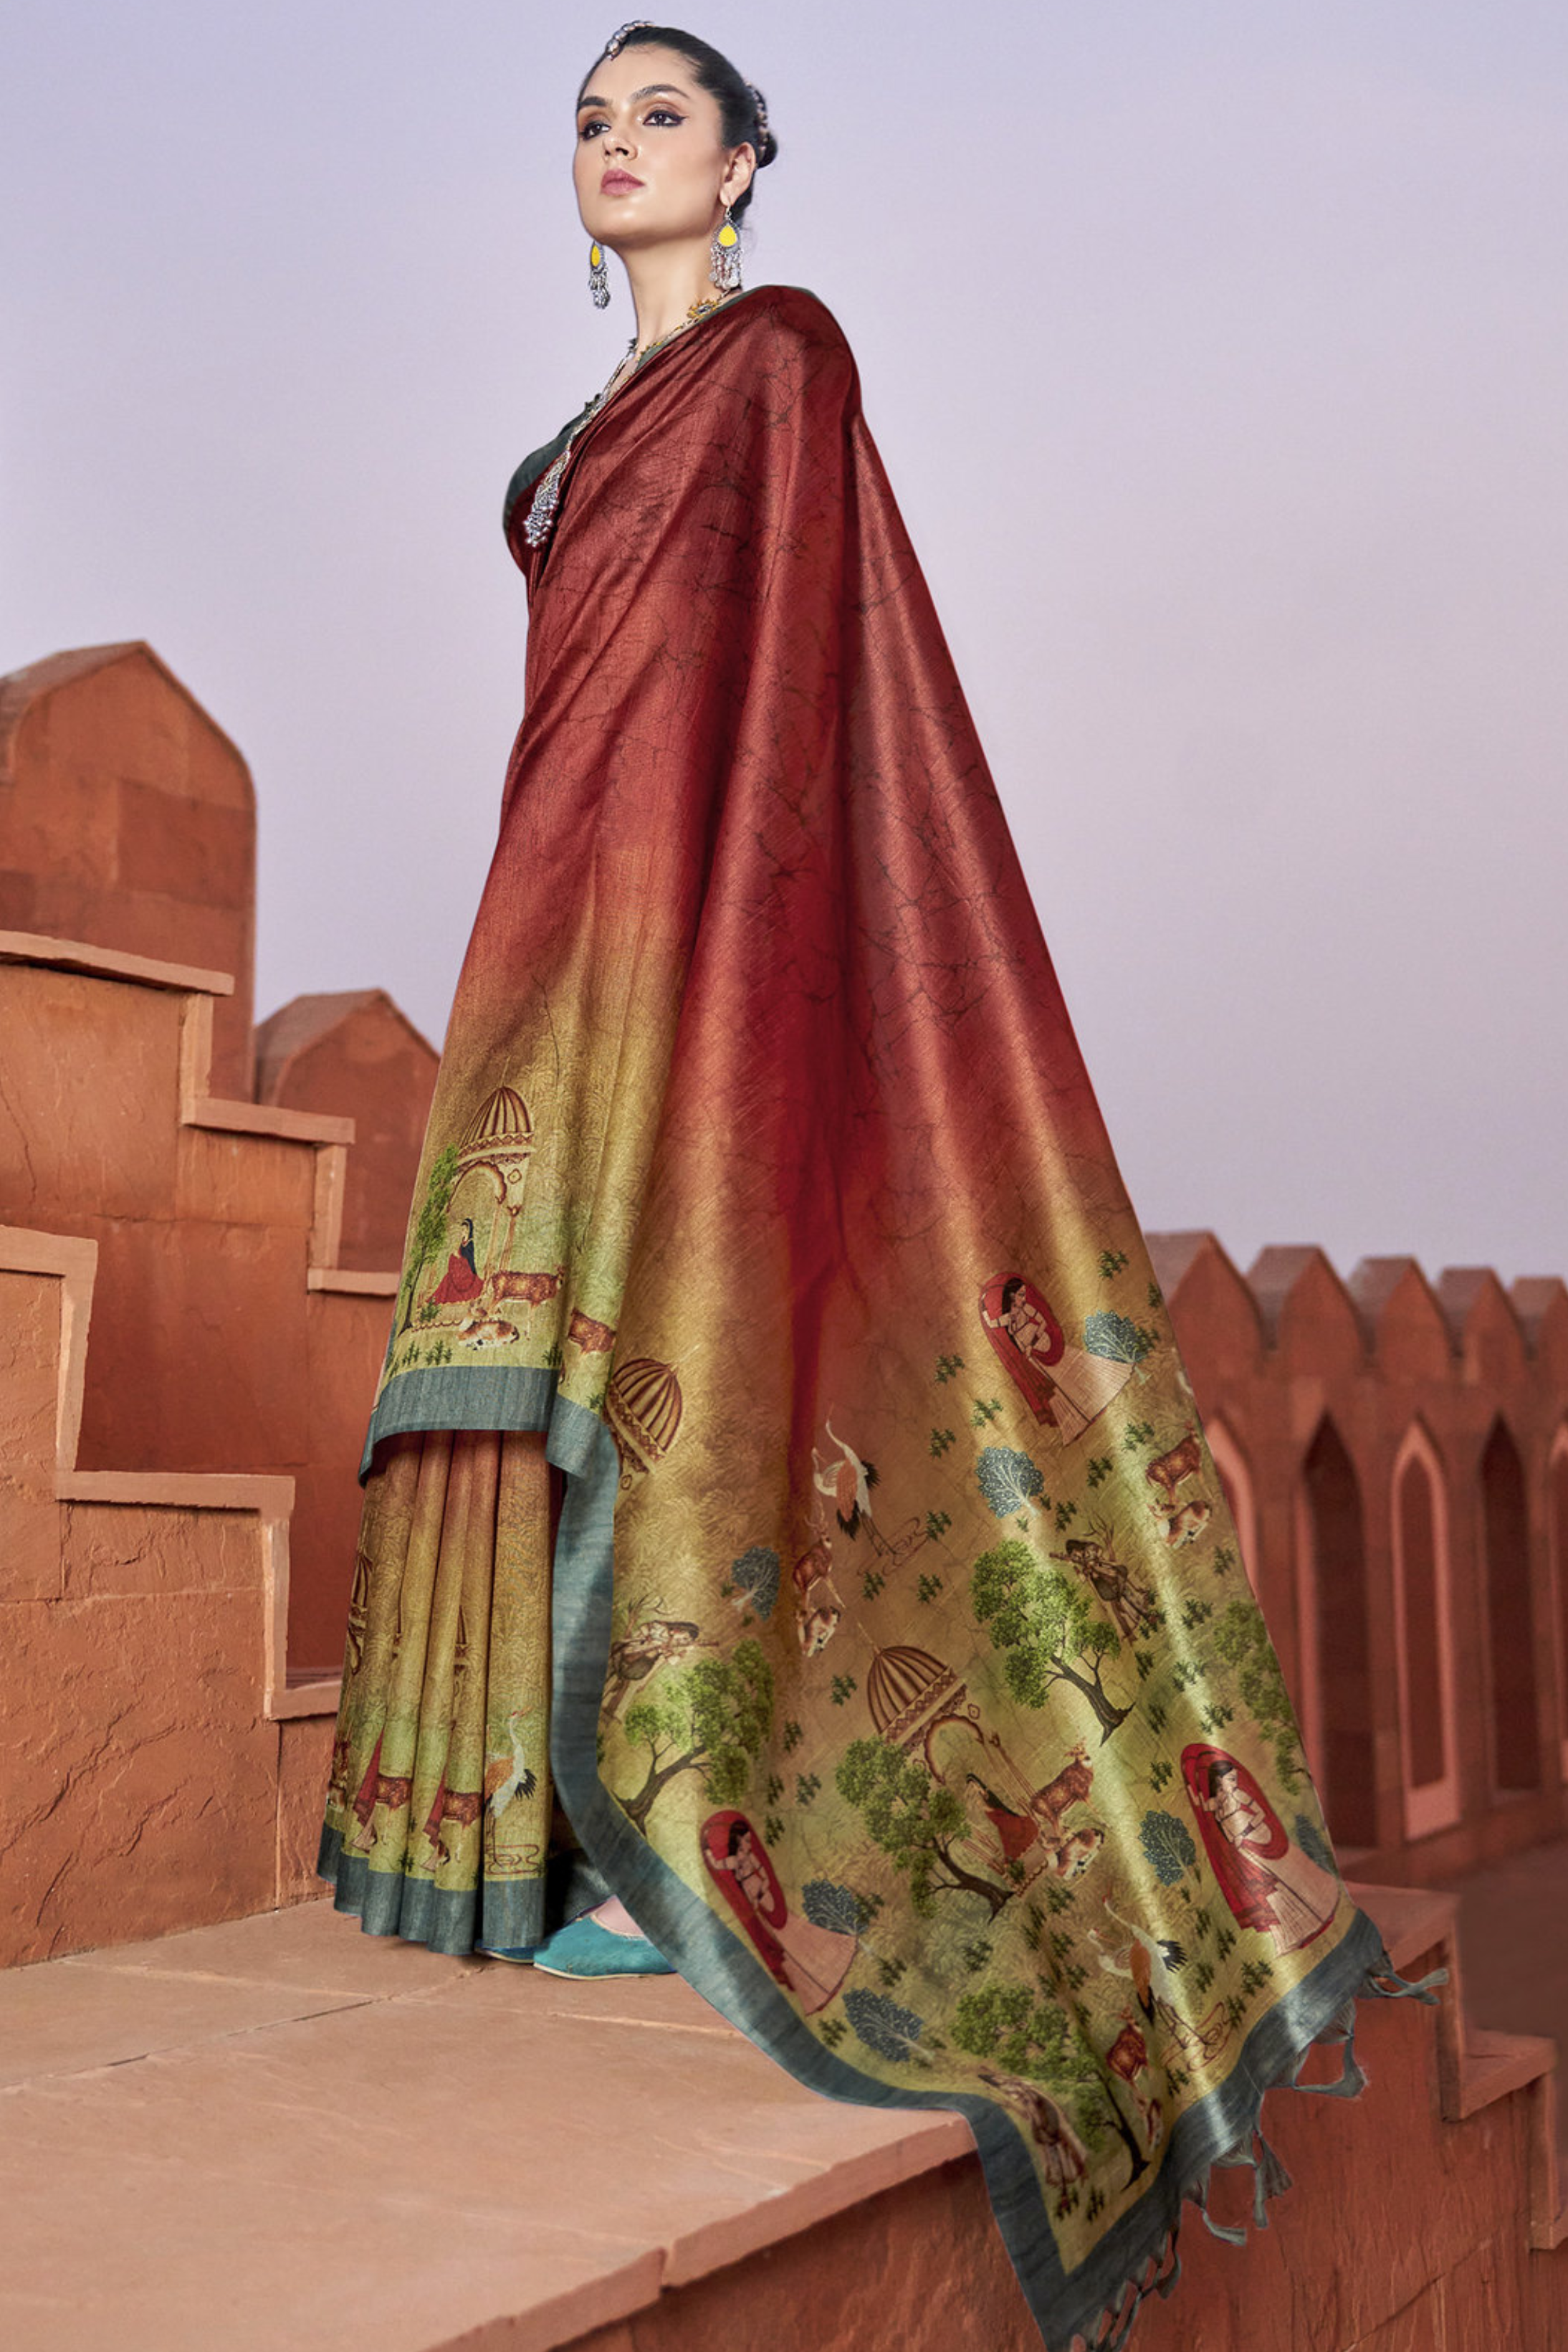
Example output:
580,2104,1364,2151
975,2069,1089,2188
568,1306,616,1356
423,1781,484,1867
1152,1498,1213,1547
792,1538,843,1656
1146,1427,1203,1505
1042,1823,1105,1880
458,1315,520,1350
1031,1742,1094,1833
486,1265,565,1333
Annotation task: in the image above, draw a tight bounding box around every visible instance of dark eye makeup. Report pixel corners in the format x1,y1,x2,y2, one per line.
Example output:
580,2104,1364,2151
578,106,686,140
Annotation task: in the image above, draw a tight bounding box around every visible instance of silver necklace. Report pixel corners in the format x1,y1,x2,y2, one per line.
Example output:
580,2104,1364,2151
522,292,735,550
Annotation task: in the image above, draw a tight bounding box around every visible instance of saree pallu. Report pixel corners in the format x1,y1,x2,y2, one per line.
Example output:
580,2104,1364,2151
320,285,1412,2351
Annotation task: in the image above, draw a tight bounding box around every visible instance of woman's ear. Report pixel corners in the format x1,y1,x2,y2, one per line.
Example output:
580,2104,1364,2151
720,143,755,209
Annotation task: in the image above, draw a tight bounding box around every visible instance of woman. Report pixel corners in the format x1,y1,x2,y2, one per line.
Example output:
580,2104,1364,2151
700,1811,858,2014
426,1215,482,1309
1183,1744,1341,1958
320,25,1412,2348
966,1769,1043,1867
980,1270,1134,1442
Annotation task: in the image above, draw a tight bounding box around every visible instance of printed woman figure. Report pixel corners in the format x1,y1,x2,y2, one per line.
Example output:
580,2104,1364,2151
700,1811,856,2014
979,1272,1131,1442
975,2068,1089,2191
1182,1744,1340,1957
966,1770,1041,1868
1057,1532,1157,1639
602,1612,701,1718
429,1217,484,1308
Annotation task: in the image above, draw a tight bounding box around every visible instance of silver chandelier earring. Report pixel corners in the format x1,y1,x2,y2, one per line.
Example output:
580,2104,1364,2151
709,205,742,293
588,240,610,309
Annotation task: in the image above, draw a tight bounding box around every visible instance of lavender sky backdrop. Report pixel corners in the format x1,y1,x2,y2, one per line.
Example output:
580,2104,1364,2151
4,1,1565,1282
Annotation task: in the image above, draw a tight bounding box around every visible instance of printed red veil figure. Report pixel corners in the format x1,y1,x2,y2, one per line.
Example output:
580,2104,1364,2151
426,1217,483,1308
1182,1744,1340,1959
979,1270,1134,1441
699,1810,856,2013
319,23,1430,2350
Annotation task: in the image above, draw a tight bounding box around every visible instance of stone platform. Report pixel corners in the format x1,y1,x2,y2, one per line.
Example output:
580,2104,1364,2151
0,1896,981,2352
6,1882,1568,2352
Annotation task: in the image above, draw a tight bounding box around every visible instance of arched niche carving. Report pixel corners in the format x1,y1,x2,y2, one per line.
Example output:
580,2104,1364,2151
1294,1416,1377,1849
1480,1418,1540,1793
1204,1417,1258,1596
1390,1422,1459,1839
1549,1426,1568,1782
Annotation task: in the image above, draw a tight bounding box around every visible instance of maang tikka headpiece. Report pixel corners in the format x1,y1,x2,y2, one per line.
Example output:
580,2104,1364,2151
601,21,654,57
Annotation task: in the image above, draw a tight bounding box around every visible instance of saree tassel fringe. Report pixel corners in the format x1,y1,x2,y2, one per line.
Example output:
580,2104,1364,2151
1060,1946,1448,2348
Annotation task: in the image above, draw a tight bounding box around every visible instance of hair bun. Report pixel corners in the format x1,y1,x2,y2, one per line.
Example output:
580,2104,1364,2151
746,80,778,169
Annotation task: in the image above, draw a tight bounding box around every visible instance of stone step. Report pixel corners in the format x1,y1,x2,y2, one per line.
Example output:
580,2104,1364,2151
0,1224,332,1968
0,930,393,1677
1,1885,1565,2351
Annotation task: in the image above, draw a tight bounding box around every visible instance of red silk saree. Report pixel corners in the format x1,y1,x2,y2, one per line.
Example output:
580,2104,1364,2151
320,285,1413,2350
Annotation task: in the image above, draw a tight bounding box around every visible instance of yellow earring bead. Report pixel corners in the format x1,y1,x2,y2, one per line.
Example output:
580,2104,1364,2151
709,206,742,292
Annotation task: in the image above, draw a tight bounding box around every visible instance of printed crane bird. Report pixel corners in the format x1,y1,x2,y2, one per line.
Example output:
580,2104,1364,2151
1094,1898,1188,2019
812,1418,880,1538
811,1417,924,1565
484,1708,538,1818
1091,1899,1230,2065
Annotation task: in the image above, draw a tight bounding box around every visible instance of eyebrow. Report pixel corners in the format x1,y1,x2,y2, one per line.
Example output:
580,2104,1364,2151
576,82,692,110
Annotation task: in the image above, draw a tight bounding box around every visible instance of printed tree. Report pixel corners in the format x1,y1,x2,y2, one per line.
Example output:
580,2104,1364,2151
618,1640,773,1832
970,1539,1131,1743
725,1546,780,1621
1209,1599,1306,1791
951,1983,1147,2186
804,1877,891,1972
844,1987,929,2066
1081,1311,1157,1372
975,1446,1046,1523
1293,1812,1336,1874
397,1141,462,1335
802,1880,876,1937
836,1738,1014,1918
1139,1809,1199,1890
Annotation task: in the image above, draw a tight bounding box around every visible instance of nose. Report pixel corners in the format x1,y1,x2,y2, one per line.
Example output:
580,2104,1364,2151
601,120,634,158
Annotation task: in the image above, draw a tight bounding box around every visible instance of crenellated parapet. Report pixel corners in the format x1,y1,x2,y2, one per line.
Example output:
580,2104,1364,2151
1154,1232,1568,1885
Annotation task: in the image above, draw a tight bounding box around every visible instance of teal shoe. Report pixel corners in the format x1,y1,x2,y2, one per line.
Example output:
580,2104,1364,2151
477,1945,535,1965
532,1915,675,1979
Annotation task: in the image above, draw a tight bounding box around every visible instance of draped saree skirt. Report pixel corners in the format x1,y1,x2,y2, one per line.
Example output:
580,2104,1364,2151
320,1429,603,1955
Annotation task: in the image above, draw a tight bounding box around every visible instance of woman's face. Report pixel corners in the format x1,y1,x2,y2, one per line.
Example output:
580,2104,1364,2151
573,43,752,254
